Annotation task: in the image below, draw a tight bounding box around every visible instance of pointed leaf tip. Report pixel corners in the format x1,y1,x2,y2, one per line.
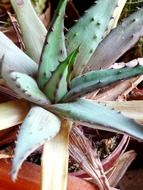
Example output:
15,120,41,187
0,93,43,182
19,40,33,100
85,8,143,71
66,0,123,76
38,0,68,89
43,48,79,103
6,71,50,105
11,0,47,62
12,106,61,180
51,98,143,141
64,65,143,101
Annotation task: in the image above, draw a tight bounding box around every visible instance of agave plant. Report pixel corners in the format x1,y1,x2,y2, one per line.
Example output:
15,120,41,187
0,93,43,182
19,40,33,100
1,0,143,189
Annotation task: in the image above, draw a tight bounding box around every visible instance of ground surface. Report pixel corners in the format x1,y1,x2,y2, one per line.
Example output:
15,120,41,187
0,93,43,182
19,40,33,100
119,169,143,190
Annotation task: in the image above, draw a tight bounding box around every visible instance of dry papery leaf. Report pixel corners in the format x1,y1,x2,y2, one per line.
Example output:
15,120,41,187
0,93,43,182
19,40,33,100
69,127,134,190
0,100,29,131
7,12,25,50
106,150,136,187
0,85,20,100
88,76,143,101
69,126,130,175
99,100,143,123
40,2,51,28
102,135,129,171
42,119,72,190
0,79,20,100
70,126,111,190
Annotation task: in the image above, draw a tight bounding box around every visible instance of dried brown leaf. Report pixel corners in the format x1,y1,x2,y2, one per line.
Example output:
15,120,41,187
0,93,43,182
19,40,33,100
107,150,136,187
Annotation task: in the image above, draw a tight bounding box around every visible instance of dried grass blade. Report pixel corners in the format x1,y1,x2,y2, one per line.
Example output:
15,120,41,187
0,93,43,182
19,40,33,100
69,126,111,190
100,100,143,123
107,150,136,187
0,100,29,130
41,119,72,190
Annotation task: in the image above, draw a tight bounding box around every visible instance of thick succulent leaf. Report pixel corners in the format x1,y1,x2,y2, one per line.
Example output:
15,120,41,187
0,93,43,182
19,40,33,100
0,32,37,76
37,0,67,89
66,0,123,76
11,0,47,63
43,49,79,103
50,98,143,141
2,71,50,105
64,65,143,101
11,106,61,181
84,8,143,72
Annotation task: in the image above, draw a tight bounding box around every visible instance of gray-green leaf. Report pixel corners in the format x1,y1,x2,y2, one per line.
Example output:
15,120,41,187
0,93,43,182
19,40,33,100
37,0,67,89
12,106,61,180
3,71,50,105
66,0,122,76
84,8,143,72
64,65,143,101
50,98,143,141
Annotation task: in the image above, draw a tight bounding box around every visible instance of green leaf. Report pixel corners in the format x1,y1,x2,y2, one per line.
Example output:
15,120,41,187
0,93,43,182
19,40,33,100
43,49,79,103
50,98,143,141
66,0,123,76
63,65,143,101
3,71,50,105
10,0,47,63
84,8,143,72
11,106,61,181
37,0,67,89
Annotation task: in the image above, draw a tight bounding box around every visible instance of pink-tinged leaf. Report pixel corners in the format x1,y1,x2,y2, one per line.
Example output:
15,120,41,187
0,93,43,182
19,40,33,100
102,135,129,171
107,150,136,187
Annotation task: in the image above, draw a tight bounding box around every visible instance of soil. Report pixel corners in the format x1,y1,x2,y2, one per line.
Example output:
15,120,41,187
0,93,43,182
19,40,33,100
118,169,143,190
117,140,143,190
